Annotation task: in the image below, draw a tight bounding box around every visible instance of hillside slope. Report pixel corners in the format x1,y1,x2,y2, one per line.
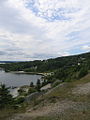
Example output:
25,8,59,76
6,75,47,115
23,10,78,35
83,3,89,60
11,74,90,120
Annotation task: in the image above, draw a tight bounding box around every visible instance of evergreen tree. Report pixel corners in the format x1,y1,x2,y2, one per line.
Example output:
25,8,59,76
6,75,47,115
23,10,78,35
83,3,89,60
42,79,47,87
0,84,13,109
30,82,34,87
78,68,88,78
36,79,41,92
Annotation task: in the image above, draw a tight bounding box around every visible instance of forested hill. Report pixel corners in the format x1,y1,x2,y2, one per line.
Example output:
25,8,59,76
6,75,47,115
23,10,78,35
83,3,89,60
1,52,90,73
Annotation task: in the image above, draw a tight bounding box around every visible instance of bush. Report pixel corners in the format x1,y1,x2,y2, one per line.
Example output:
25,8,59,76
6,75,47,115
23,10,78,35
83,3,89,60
18,88,25,96
15,97,25,104
36,79,41,92
52,80,61,88
0,84,13,109
28,87,37,94
78,68,88,78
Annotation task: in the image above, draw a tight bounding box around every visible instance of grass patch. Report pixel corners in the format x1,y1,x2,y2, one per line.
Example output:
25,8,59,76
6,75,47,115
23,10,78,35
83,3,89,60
0,108,17,120
42,74,90,102
0,104,27,120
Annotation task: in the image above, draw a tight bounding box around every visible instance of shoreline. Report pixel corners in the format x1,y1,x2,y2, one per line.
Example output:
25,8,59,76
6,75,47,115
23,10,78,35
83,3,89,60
7,71,45,76
6,71,54,76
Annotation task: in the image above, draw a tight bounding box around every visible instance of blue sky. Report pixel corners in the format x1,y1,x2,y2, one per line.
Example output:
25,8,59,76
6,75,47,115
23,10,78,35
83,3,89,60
0,0,90,61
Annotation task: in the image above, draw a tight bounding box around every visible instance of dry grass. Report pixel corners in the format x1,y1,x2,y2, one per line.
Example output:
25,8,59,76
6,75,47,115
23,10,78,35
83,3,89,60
0,108,16,120
1,74,90,120
24,74,90,120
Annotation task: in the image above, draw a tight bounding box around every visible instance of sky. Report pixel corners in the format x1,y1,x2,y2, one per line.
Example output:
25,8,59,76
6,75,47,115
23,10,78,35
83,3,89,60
0,0,90,61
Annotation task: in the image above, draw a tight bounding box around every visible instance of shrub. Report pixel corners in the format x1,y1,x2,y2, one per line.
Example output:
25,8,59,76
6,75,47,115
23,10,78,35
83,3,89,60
78,68,88,78
16,97,25,104
0,84,13,109
52,80,61,88
28,87,37,94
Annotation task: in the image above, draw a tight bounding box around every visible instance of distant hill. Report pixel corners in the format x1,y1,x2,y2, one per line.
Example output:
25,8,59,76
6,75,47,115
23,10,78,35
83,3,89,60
0,61,24,63
1,52,89,70
0,52,90,82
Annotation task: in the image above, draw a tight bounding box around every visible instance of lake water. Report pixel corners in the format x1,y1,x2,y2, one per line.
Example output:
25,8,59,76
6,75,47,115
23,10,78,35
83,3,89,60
0,70,41,87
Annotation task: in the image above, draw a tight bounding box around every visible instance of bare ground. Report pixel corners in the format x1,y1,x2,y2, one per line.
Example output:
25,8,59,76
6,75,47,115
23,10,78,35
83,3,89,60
10,82,90,120
72,82,90,95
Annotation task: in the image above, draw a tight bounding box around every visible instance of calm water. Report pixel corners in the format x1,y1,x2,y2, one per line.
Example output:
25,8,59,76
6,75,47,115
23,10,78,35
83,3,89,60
0,70,41,87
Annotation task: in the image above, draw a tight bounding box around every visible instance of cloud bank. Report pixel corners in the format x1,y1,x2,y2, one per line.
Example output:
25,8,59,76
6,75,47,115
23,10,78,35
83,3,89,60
0,0,90,61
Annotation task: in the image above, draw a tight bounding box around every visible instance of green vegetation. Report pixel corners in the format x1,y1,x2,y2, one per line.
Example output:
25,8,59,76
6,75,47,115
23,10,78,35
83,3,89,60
0,52,90,120
0,84,27,119
0,84,14,109
78,67,88,78
23,74,90,120
1,52,90,84
0,52,89,72
36,79,41,91
51,80,62,88
28,87,37,94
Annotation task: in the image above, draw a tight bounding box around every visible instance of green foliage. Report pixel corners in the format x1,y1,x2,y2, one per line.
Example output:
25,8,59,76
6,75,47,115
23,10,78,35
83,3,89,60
15,97,25,104
28,87,37,94
18,88,25,96
36,79,41,92
54,69,68,80
1,52,90,84
78,68,88,79
52,80,61,88
30,82,34,87
3,52,90,73
41,79,47,87
0,84,13,109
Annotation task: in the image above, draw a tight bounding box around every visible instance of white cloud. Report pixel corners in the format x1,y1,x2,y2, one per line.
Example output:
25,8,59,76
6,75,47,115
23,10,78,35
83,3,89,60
0,0,90,60
82,45,90,52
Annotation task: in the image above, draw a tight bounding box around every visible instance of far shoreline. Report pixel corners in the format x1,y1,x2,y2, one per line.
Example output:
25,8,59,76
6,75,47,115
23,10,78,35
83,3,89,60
6,71,45,76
